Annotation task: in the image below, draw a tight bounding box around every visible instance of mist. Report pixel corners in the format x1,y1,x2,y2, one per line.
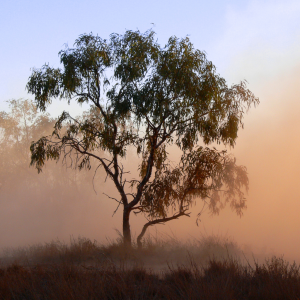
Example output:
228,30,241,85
168,59,300,261
1,46,300,265
1,63,300,263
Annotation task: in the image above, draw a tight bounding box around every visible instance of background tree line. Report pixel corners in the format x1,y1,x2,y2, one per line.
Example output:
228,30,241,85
0,99,111,247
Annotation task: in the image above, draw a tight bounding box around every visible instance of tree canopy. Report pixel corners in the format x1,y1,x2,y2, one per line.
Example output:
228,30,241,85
26,29,259,247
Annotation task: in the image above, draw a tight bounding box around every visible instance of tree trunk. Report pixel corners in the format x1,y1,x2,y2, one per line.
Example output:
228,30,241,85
123,206,132,247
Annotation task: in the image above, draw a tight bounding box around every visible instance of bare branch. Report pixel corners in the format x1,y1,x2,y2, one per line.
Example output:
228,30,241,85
92,164,102,195
103,193,121,204
112,201,122,217
137,209,190,248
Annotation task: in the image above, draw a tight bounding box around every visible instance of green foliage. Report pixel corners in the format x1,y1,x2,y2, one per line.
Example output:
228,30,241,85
26,29,258,245
140,147,248,220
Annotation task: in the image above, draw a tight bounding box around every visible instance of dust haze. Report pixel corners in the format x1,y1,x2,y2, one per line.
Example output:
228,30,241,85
1,66,300,264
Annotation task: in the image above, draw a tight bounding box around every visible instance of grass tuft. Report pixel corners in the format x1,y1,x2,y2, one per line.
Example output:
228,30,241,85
1,236,300,299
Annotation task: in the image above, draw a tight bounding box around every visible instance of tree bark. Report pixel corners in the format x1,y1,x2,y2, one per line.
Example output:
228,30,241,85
123,206,132,247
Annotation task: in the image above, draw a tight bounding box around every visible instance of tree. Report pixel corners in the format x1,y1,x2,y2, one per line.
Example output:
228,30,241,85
0,99,105,246
26,29,259,248
0,99,54,191
0,99,92,197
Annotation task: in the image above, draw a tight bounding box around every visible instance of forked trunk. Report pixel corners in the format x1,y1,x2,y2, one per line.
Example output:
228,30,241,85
123,207,132,248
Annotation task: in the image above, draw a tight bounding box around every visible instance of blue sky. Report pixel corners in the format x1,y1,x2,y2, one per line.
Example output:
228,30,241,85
0,0,235,104
2,0,298,115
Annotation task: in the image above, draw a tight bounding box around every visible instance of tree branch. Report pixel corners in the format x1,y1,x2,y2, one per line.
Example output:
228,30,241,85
137,209,190,248
128,130,158,208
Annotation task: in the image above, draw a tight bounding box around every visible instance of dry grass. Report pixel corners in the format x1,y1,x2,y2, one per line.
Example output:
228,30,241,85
1,236,300,299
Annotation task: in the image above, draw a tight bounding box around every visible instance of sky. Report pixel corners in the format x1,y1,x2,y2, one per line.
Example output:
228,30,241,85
1,0,300,259
0,0,258,114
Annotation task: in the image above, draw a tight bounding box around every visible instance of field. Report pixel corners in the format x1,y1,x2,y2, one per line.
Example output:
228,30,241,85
1,236,300,300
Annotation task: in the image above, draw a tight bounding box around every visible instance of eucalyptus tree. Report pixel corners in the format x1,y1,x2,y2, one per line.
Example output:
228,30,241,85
0,99,88,197
0,99,54,190
26,29,259,247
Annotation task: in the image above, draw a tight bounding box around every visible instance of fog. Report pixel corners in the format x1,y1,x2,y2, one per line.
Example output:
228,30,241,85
1,61,300,264
170,62,300,261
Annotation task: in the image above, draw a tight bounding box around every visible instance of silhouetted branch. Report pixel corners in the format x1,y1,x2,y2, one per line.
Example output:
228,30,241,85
137,209,190,248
